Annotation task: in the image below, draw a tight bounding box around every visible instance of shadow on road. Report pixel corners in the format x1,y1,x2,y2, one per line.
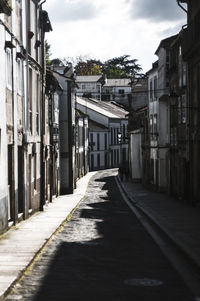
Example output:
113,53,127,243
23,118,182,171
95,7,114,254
30,173,193,301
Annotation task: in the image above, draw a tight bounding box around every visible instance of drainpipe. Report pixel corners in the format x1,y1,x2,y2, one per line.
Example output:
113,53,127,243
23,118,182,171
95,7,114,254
176,0,187,13
11,35,18,224
67,80,73,193
22,0,28,220
39,0,46,210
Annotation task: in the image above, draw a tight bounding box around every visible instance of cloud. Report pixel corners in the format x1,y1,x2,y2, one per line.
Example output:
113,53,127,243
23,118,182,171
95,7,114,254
158,22,185,37
46,0,99,23
129,0,186,23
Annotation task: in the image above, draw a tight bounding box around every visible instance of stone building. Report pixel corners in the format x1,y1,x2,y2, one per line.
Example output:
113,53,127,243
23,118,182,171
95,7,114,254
180,0,200,204
128,106,149,184
0,0,52,234
102,78,131,108
146,61,159,188
168,31,188,201
154,34,178,192
52,65,77,194
75,110,89,178
76,75,106,100
76,97,129,171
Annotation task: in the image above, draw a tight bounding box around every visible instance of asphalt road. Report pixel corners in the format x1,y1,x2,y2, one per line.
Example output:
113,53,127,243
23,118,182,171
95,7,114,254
5,169,194,300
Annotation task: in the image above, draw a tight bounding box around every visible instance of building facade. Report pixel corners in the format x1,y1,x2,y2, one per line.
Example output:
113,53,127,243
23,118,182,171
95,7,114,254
76,75,106,100
75,110,89,179
102,78,131,108
147,61,159,188
76,97,129,171
52,66,77,194
0,0,52,234
180,0,200,204
154,35,177,192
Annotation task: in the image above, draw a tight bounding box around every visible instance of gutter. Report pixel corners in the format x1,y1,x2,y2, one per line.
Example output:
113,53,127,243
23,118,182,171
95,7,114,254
176,0,187,13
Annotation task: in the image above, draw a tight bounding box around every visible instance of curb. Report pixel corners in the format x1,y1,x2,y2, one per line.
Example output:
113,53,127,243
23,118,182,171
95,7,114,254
0,199,84,301
116,174,200,273
1,172,97,301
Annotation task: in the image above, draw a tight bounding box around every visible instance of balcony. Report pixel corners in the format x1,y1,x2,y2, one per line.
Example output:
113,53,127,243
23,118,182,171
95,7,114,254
0,0,12,16
182,9,200,59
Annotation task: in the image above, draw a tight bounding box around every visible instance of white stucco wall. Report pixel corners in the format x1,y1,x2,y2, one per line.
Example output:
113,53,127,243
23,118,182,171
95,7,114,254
129,130,142,181
0,16,9,229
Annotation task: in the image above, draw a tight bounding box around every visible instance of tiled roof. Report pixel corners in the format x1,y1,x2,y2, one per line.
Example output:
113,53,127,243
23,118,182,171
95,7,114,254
104,78,131,87
76,97,129,119
76,75,103,83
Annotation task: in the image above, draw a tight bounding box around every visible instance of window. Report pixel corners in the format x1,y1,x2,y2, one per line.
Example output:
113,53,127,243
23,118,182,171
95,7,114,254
104,133,107,150
111,127,113,145
36,74,39,134
149,115,153,134
150,80,153,100
119,89,124,94
181,95,186,124
90,133,94,151
122,148,126,163
114,128,116,144
0,128,1,160
17,59,22,94
97,134,100,151
91,154,94,170
104,153,107,168
111,150,113,167
6,49,12,89
117,149,119,165
97,154,100,168
153,114,157,133
35,3,38,61
154,76,157,99
123,124,126,140
28,0,31,54
29,69,33,133
182,63,187,87
34,154,37,191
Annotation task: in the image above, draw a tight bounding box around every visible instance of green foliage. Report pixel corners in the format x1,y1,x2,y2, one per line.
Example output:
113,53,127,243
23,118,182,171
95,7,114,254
75,59,102,76
103,55,142,78
48,54,143,79
45,40,52,65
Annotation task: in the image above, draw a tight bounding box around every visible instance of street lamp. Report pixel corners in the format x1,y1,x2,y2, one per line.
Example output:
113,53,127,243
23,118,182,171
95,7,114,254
117,132,122,144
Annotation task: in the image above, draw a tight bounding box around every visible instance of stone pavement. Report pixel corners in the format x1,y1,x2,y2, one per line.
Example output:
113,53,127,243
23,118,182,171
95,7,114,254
117,174,200,272
0,171,96,301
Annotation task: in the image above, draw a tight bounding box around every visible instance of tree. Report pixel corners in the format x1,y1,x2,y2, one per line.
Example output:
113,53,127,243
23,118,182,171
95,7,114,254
47,54,143,79
45,40,52,65
75,59,102,76
103,55,142,78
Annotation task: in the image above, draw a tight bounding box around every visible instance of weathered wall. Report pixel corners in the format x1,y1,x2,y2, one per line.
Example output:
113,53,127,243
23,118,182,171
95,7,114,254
129,130,142,181
0,16,9,233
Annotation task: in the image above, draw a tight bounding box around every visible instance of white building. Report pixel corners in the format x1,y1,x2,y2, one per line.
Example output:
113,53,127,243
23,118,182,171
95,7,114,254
0,0,52,234
89,119,109,170
76,75,105,100
102,78,131,108
75,110,89,178
53,67,77,194
147,61,159,188
155,35,178,192
76,97,129,171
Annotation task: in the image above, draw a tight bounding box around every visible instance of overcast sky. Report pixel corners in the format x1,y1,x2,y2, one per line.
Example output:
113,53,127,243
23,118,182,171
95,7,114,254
43,0,187,72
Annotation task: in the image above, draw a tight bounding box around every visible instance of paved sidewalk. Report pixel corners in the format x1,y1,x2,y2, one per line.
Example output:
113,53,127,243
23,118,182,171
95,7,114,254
117,173,200,272
0,171,96,301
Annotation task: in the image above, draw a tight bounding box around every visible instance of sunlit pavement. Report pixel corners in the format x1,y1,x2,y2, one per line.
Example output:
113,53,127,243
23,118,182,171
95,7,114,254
5,169,194,301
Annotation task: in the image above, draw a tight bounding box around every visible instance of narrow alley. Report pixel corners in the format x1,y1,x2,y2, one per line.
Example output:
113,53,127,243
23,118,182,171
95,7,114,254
5,169,195,301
